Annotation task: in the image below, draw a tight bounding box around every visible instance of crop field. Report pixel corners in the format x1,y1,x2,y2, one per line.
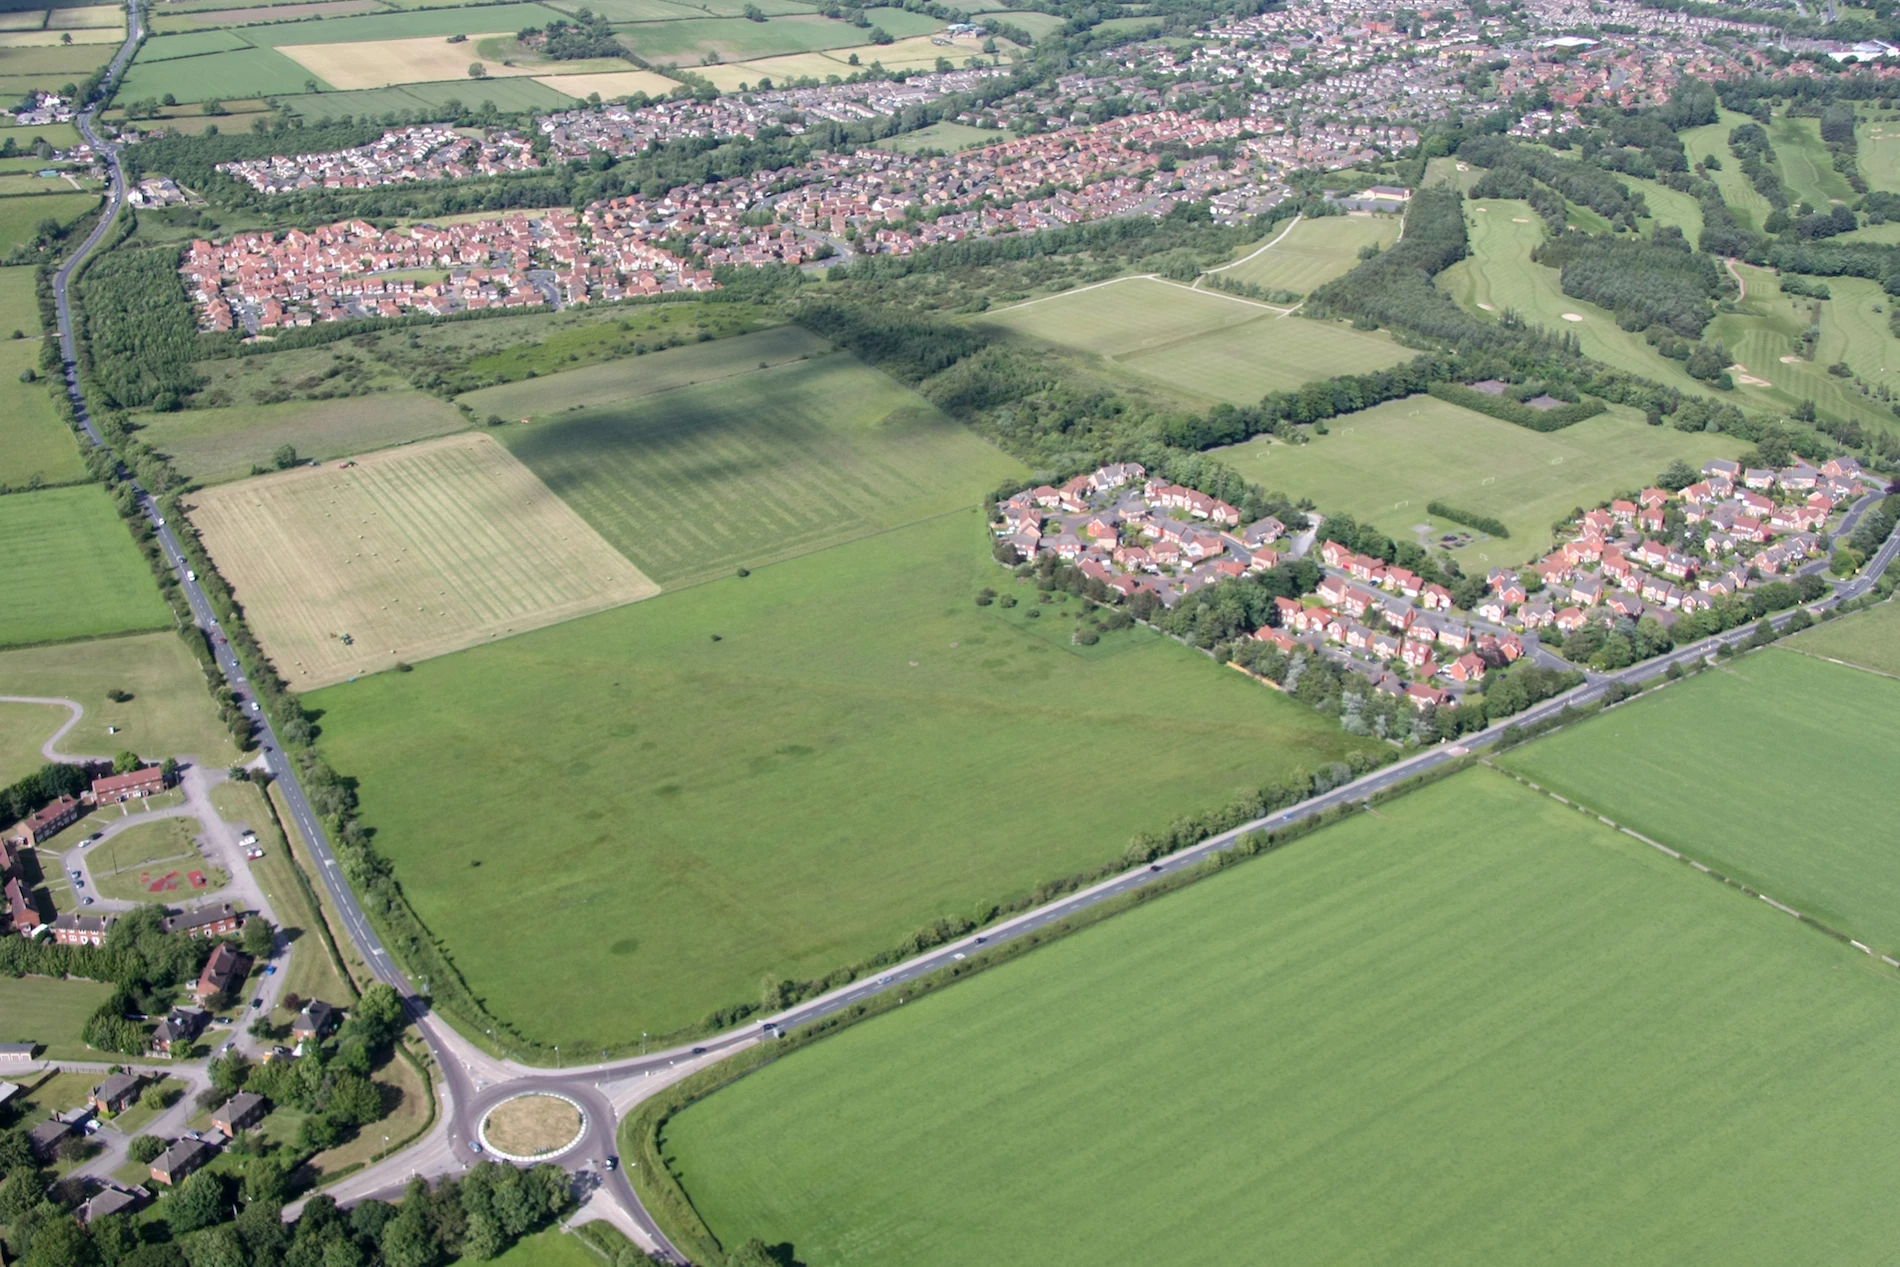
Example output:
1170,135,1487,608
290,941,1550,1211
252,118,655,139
459,324,824,420
0,486,171,648
531,67,680,98
0,631,237,762
118,45,326,102
0,340,86,490
661,768,1900,1267
615,13,871,63
1217,213,1400,294
137,391,468,484
1770,113,1854,207
241,4,566,44
1500,649,1900,953
280,34,546,88
308,512,1382,1043
0,976,115,1059
150,0,383,30
0,699,62,783
1787,599,1900,676
883,120,1002,153
277,78,578,116
495,349,1019,587
1216,395,1737,570
190,431,659,687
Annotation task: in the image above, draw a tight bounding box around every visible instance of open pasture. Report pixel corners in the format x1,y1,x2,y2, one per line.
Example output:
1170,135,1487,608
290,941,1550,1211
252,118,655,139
188,431,659,686
119,45,325,101
277,76,578,116
1787,599,1900,676
0,699,63,783
973,7,1064,36
242,4,566,44
0,259,45,332
531,67,679,98
0,23,115,43
0,191,94,253
0,120,80,149
0,631,237,762
1500,649,1900,954
0,976,116,1059
1216,211,1399,294
459,324,823,419
150,0,383,30
882,120,1002,153
662,768,1900,1267
497,348,1018,587
280,33,545,88
0,338,87,490
615,12,867,63
454,299,771,384
1216,395,1737,570
980,276,1272,359
0,486,171,648
307,512,1382,1044
134,28,252,59
47,5,120,26
134,390,467,484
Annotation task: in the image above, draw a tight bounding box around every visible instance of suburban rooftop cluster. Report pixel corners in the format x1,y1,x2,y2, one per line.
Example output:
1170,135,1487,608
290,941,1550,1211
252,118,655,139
215,125,542,195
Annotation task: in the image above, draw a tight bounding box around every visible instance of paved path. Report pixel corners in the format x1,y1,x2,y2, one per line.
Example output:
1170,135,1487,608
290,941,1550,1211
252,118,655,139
0,695,100,762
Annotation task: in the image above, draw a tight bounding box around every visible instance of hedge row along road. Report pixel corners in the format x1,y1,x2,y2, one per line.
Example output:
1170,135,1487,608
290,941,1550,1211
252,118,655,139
46,51,1900,1260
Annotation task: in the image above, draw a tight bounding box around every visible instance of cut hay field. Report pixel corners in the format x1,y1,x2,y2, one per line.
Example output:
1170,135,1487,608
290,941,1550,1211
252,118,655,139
1215,212,1400,295
118,45,327,102
1500,649,1900,954
136,391,468,484
495,349,1020,587
308,512,1383,1044
0,190,95,253
1786,599,1900,676
0,339,87,490
978,277,1407,405
1215,395,1738,571
0,976,115,1059
0,631,238,762
531,67,680,98
458,324,824,419
189,431,659,686
0,486,171,648
661,767,1900,1267
280,34,545,89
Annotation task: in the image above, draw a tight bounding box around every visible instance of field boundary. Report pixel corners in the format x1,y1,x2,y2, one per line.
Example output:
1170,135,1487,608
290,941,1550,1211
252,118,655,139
1778,644,1900,682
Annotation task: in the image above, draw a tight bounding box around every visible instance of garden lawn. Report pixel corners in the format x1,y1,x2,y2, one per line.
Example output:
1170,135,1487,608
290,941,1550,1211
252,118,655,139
0,486,171,647
495,348,1020,587
0,631,236,763
1786,598,1900,676
308,513,1382,1044
1215,394,1737,571
0,338,87,489
662,768,1900,1267
1499,648,1900,952
0,976,115,1060
0,190,95,253
1217,212,1401,295
135,391,467,484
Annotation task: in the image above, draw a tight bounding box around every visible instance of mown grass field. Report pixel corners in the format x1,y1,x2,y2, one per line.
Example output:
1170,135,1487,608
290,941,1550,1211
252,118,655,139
1500,649,1900,953
458,324,823,420
1706,268,1900,435
1770,113,1855,207
241,4,566,43
0,486,171,648
0,631,236,762
979,277,1407,404
0,698,62,783
1859,115,1900,195
0,120,80,149
0,190,96,254
1217,212,1400,294
0,338,87,490
118,45,326,102
276,78,578,116
89,817,222,902
485,1229,604,1267
0,976,115,1059
1216,395,1738,570
496,349,1020,587
614,12,870,61
884,120,1003,153
663,767,1900,1267
1787,598,1900,676
190,431,659,687
135,390,467,484
308,513,1382,1043
1679,109,1778,233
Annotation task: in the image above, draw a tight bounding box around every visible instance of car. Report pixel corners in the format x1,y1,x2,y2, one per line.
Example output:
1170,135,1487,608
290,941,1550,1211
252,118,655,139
250,997,264,1009
604,1156,619,1171
68,869,80,879
154,517,164,527
249,702,260,712
691,1046,706,1055
952,952,966,961
263,965,277,976
1148,863,1162,872
74,878,83,889
82,897,94,906
469,1141,483,1153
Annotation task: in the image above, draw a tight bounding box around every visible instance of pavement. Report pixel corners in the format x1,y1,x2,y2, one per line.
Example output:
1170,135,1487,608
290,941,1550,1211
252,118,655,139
0,695,96,762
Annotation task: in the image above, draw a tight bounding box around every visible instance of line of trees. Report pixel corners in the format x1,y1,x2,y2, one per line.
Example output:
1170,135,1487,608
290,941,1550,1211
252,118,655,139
1532,225,1721,338
1425,501,1509,538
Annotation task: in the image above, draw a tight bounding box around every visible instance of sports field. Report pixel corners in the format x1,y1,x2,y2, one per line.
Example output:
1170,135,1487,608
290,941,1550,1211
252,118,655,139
0,338,87,490
0,976,115,1059
1859,116,1900,194
458,324,824,420
0,631,237,762
1215,395,1738,570
1704,269,1900,435
308,512,1382,1043
280,34,544,88
662,768,1900,1267
1625,175,1705,240
1215,213,1400,295
1500,649,1900,953
0,191,96,254
1787,599,1900,676
135,390,467,484
0,486,171,648
190,432,659,686
495,349,1020,587
978,278,1407,404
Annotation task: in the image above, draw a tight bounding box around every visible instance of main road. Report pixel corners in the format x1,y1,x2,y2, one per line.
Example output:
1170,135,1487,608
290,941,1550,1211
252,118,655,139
46,37,1899,1255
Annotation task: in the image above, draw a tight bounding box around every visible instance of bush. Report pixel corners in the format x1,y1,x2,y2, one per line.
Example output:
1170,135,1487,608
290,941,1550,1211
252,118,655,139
1426,501,1510,538
128,1135,165,1164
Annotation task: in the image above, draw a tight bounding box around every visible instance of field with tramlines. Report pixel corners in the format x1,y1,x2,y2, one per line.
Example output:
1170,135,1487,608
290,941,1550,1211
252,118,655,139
188,432,659,686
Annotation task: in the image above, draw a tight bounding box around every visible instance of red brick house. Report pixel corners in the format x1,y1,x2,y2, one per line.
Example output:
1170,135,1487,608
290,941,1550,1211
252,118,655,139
163,903,244,939
8,795,80,847
194,942,248,1002
91,767,167,804
1448,653,1488,683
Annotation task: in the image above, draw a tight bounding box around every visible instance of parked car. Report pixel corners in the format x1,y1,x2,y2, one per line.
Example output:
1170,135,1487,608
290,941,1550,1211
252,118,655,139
264,966,276,976
605,1156,619,1171
68,869,80,879
469,1141,483,1154
82,897,93,906
250,997,263,1009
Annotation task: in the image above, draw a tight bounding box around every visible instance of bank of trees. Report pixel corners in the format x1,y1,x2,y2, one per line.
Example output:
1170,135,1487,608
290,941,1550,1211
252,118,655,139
1533,226,1722,337
75,247,203,411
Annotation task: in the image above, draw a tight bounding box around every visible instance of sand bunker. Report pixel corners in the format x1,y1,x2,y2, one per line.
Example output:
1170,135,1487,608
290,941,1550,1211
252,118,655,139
1561,313,1584,322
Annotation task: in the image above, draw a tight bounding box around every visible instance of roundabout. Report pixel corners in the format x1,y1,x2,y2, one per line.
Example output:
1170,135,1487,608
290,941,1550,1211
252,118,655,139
478,1092,588,1163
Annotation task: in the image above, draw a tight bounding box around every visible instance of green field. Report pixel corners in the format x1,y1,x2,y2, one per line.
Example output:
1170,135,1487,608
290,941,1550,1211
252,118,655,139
1500,649,1900,952
1787,599,1900,676
118,45,331,102
136,391,468,483
0,120,80,150
616,12,882,62
1626,174,1705,240
135,28,251,59
0,190,96,254
458,324,822,420
459,300,773,384
0,338,86,490
495,349,1019,587
1858,116,1900,194
1770,113,1855,207
1215,212,1400,295
88,816,220,903
308,512,1381,1043
1707,268,1900,435
972,7,1063,36
663,768,1900,1267
0,631,236,763
277,78,580,116
883,120,1002,154
0,976,116,1059
0,486,172,647
0,698,63,783
1215,394,1738,571
239,4,567,44
483,1229,605,1267
1680,109,1777,233
979,278,1408,405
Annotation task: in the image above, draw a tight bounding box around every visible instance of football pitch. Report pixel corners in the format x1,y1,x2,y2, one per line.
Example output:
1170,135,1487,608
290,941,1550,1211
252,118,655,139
495,349,1021,587
0,485,172,647
306,513,1383,1043
1499,648,1900,953
1215,394,1737,570
661,768,1900,1267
